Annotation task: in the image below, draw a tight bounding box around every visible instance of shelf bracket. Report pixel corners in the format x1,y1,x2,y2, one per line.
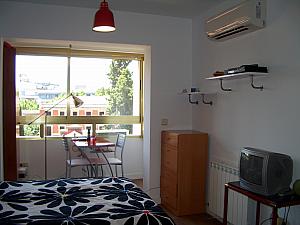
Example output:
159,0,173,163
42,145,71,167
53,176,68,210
201,94,213,105
188,94,198,104
250,75,263,90
220,79,232,91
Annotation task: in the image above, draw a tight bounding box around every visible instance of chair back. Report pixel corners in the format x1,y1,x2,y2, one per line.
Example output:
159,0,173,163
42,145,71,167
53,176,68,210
115,133,126,160
62,137,71,160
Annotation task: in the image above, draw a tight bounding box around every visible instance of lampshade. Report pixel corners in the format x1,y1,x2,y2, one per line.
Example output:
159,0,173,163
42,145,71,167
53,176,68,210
93,0,116,32
71,94,84,108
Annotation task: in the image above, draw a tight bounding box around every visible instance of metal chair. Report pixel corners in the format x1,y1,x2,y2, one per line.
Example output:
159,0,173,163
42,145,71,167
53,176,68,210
63,137,95,178
106,133,126,177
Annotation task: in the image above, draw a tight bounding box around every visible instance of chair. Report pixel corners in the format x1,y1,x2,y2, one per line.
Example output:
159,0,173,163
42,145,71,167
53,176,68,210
63,137,95,178
106,133,126,177
89,133,126,177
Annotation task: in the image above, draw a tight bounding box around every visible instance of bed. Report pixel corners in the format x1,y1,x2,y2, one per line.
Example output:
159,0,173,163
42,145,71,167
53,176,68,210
0,177,175,225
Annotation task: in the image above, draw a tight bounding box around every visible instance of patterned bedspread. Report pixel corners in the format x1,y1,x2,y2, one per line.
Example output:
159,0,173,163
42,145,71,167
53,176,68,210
0,177,175,225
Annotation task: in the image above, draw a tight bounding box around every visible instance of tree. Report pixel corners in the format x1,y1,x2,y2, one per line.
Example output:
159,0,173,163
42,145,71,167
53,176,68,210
95,87,107,96
19,99,39,110
106,59,133,116
19,99,40,136
74,90,86,96
106,59,133,132
107,60,131,87
24,125,39,136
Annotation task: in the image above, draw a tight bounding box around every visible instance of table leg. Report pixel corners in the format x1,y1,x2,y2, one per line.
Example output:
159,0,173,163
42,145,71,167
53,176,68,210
223,185,229,225
271,208,278,225
256,202,260,225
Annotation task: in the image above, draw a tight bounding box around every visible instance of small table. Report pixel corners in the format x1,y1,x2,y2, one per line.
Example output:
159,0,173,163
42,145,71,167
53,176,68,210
223,181,300,225
72,139,115,177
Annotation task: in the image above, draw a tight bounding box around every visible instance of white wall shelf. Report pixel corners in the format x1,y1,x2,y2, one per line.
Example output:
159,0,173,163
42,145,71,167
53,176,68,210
206,72,268,91
179,91,214,105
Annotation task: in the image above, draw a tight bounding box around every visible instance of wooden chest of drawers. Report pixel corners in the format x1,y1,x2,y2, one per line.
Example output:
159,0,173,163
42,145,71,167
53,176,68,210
160,130,208,216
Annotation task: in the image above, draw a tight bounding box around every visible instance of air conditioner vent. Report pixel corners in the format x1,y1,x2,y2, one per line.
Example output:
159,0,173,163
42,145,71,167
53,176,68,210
205,0,266,41
214,26,249,40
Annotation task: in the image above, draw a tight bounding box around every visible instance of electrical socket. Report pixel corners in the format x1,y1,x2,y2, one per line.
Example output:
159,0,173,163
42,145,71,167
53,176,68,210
19,162,28,167
161,118,168,125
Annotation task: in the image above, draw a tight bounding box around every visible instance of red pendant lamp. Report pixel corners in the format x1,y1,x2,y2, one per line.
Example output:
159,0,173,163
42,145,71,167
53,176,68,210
93,0,116,32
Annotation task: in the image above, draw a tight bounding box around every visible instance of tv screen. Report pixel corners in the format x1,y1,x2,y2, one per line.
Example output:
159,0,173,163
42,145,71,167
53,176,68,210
240,152,263,185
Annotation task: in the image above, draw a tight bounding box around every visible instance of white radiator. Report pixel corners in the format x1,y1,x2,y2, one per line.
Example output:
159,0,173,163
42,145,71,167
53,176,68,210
207,161,248,225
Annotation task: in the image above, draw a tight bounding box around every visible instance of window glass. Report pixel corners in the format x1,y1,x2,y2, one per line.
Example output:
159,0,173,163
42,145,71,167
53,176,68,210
96,124,141,136
16,124,40,137
46,126,52,136
70,57,140,117
16,49,143,137
60,124,93,137
16,55,68,120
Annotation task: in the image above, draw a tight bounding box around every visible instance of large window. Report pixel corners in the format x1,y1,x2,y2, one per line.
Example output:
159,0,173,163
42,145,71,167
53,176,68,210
16,47,143,137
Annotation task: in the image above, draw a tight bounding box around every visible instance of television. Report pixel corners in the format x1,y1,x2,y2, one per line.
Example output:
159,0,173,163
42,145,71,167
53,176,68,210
239,147,293,196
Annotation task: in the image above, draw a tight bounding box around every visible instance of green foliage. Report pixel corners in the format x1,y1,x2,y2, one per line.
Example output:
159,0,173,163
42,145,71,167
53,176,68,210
106,59,133,133
74,90,86,96
107,60,131,87
19,99,40,136
19,99,39,110
24,125,40,136
95,87,107,96
106,59,133,116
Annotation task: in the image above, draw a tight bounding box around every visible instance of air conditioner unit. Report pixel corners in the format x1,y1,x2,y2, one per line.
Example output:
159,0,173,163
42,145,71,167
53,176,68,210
205,0,266,41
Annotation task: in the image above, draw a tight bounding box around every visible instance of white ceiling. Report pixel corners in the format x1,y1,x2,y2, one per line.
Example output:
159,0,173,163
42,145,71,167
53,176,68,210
7,0,224,18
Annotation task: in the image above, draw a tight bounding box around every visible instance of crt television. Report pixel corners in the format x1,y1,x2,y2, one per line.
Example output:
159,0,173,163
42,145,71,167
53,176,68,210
239,147,293,196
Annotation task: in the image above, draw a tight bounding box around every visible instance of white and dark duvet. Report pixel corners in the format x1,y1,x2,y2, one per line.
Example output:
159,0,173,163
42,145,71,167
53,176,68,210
0,177,175,225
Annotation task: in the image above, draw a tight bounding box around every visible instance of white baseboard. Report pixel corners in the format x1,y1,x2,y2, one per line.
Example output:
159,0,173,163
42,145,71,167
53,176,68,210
125,173,143,180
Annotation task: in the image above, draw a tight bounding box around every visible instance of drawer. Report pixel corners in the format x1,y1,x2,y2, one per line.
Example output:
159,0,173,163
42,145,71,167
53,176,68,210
162,132,178,147
161,175,177,197
161,194,177,211
161,146,177,173
161,166,177,181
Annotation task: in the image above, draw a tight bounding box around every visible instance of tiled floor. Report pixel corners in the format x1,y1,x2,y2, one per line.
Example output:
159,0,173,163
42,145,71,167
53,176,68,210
132,179,222,225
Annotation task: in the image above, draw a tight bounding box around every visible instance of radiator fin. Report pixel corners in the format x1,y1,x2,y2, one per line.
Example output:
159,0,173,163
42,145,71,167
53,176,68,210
208,162,248,225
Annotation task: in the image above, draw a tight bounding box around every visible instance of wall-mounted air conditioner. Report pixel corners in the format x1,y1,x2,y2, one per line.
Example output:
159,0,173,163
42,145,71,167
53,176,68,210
205,0,266,41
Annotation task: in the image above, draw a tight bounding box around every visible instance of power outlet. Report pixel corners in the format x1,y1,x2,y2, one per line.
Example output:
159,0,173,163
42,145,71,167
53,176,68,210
20,162,28,167
161,118,168,126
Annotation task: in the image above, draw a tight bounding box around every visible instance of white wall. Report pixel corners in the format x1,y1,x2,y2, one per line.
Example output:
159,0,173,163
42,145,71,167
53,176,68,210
192,0,300,224
2,0,299,222
17,138,143,180
0,1,193,202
